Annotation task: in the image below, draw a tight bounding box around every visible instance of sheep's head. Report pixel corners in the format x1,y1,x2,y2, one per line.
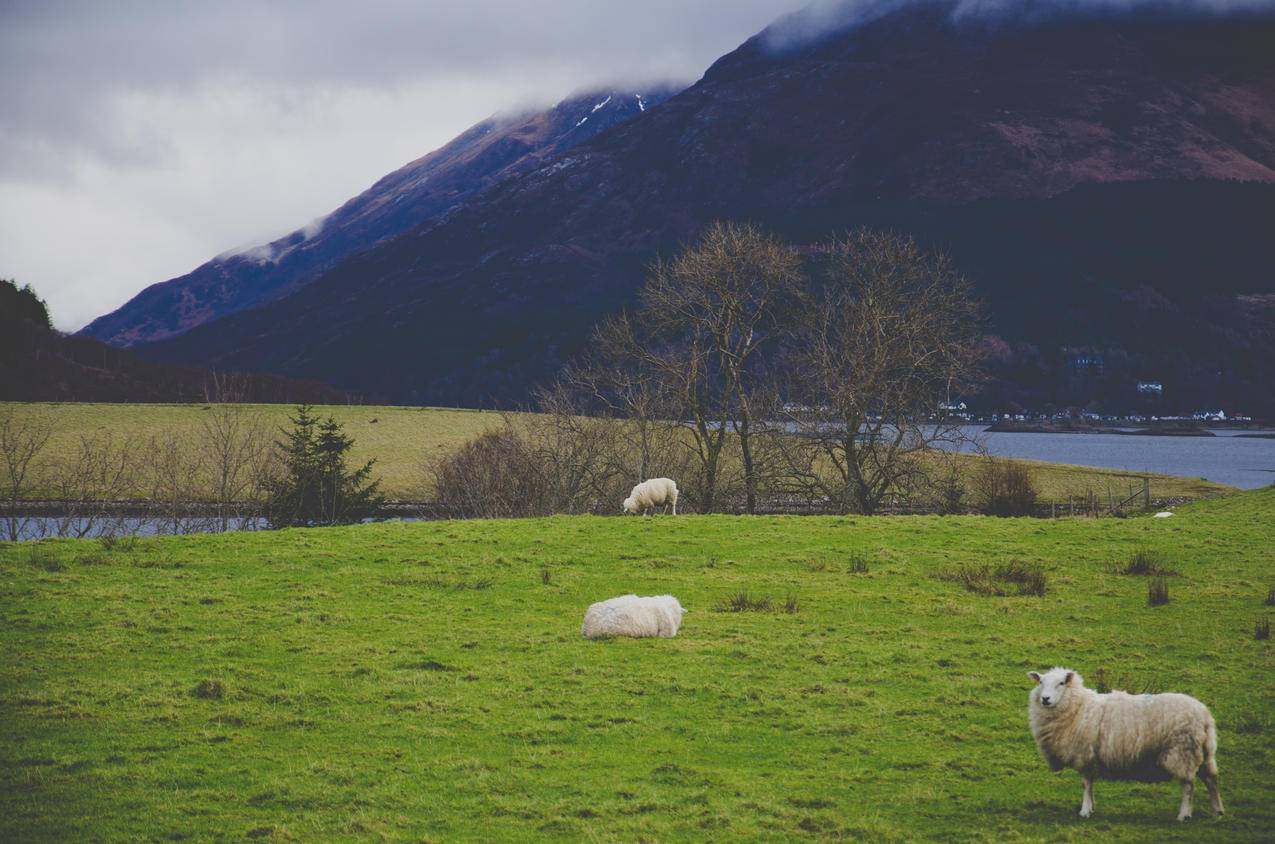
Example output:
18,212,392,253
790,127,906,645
1029,667,1081,709
622,497,639,514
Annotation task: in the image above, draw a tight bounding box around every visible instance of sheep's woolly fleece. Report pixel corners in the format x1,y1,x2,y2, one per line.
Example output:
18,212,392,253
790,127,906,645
623,477,678,515
1028,667,1222,820
581,594,686,639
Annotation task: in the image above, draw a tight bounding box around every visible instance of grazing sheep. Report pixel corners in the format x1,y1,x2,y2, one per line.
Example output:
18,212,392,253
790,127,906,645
1027,667,1222,821
623,477,679,516
581,594,686,639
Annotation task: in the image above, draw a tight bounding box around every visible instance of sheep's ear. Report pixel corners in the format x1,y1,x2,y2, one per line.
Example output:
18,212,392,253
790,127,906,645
1064,672,1075,685
1028,672,1042,684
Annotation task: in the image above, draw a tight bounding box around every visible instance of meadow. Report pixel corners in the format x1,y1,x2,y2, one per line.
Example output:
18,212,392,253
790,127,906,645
3,402,1233,504
2,488,1272,840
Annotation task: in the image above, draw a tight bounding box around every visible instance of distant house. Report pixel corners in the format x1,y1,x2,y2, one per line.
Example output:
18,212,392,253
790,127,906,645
939,401,967,413
1192,409,1226,422
1136,381,1163,394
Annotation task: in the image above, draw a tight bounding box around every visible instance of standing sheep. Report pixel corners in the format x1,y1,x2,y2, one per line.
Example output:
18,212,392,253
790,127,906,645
581,594,686,639
1027,667,1223,821
623,477,679,516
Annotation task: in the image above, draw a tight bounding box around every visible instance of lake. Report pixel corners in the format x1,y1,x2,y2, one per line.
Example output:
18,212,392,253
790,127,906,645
945,427,1275,490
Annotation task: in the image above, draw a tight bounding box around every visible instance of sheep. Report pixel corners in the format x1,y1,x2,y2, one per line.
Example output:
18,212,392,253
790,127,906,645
1153,511,1175,518
622,477,678,516
581,594,686,639
1027,667,1223,821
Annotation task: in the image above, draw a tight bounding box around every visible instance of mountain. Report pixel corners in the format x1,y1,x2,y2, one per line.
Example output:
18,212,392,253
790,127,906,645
79,86,679,347
1,280,346,403
132,1,1275,412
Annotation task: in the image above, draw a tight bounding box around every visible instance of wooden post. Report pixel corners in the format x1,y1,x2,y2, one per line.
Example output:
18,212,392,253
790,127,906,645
1143,477,1150,510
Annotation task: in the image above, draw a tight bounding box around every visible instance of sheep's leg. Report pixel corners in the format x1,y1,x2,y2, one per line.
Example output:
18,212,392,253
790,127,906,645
1202,773,1223,816
1079,776,1095,818
1177,780,1194,821
671,495,677,516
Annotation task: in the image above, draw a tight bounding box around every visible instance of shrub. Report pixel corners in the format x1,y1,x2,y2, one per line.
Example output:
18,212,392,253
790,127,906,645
1148,579,1170,606
973,457,1039,517
430,429,554,518
937,562,1047,597
1257,617,1271,641
1117,549,1178,577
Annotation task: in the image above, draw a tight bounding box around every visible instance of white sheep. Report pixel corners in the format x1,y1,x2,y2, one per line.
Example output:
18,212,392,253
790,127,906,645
1153,511,1175,518
1027,667,1223,821
581,594,686,639
622,477,678,516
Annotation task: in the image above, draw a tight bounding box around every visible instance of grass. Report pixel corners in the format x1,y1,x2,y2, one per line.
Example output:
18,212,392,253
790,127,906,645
937,561,1049,597
2,488,1273,841
1148,578,1171,606
2,401,1236,504
1116,548,1180,577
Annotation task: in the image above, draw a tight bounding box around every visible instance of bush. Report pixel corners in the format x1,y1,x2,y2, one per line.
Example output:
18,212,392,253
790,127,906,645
973,458,1039,516
430,429,555,518
1148,579,1170,606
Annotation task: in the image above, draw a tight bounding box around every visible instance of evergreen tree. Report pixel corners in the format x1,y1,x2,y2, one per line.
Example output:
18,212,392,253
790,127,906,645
265,405,384,527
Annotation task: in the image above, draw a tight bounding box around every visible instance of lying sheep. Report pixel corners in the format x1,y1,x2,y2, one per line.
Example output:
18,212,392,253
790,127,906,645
1153,511,1175,518
1027,667,1223,821
581,594,686,639
623,477,678,516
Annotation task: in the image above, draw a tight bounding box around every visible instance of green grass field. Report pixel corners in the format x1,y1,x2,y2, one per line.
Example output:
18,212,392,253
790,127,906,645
2,489,1272,840
2,402,1235,503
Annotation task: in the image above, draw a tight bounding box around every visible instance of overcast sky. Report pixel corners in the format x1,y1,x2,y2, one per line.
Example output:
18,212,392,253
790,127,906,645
0,0,805,331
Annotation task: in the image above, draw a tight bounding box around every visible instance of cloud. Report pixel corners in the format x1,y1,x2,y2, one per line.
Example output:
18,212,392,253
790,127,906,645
0,0,803,329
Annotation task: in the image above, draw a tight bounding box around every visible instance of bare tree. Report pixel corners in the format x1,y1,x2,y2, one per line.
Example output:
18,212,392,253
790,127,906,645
201,405,271,530
0,407,52,541
45,432,141,539
774,229,982,514
597,222,802,512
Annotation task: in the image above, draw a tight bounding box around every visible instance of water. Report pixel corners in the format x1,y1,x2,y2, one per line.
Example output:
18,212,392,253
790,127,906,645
944,427,1275,490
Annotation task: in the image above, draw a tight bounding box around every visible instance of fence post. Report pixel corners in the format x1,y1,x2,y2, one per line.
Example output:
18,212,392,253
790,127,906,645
1143,477,1150,510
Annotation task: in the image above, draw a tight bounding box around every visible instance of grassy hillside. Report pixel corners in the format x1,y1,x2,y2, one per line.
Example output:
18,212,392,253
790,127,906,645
2,490,1272,840
2,402,1234,503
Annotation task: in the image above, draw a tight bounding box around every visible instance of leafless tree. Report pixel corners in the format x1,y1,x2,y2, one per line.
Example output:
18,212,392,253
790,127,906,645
0,407,52,541
44,432,141,539
201,405,272,530
773,229,983,514
591,222,802,512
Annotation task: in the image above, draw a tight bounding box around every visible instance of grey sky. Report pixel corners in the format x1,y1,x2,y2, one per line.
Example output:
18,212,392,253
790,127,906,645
0,0,803,330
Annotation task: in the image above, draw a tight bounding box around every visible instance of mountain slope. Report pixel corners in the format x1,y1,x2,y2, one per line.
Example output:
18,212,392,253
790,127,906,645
137,1,1275,410
79,86,678,347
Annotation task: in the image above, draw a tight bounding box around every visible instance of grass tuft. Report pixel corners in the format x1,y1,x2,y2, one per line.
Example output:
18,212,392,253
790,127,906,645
27,545,63,572
783,594,800,614
936,562,1047,597
1265,588,1275,607
540,567,552,585
1147,578,1171,607
715,591,774,613
1257,617,1271,641
846,554,870,574
192,680,225,700
1116,549,1179,577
